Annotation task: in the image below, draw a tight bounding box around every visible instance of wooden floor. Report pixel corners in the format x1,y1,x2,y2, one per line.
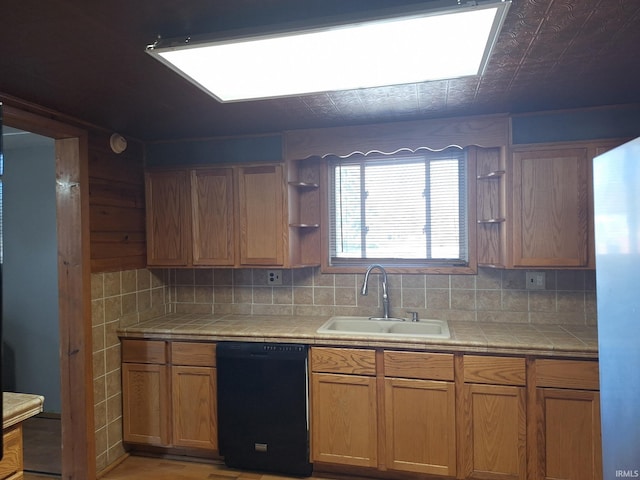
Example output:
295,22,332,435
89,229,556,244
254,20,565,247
19,413,346,480
25,455,344,480
22,415,62,476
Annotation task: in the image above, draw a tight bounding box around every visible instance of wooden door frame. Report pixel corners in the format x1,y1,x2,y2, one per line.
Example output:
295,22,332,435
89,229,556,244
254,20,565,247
4,104,96,480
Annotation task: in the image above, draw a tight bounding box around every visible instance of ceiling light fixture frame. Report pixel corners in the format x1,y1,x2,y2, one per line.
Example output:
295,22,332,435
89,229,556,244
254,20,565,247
145,0,511,103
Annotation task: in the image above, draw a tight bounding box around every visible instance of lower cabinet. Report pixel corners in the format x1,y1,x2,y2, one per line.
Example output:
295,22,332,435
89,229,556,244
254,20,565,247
462,383,527,480
122,341,601,480
311,372,378,467
384,351,457,476
462,355,527,480
170,342,218,451
122,339,217,453
122,340,170,446
310,347,378,467
533,359,602,480
310,348,457,476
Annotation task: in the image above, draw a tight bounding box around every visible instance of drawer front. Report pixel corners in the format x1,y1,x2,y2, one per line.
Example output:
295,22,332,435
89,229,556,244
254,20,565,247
122,339,167,364
171,342,217,367
0,425,23,478
464,355,526,386
536,359,599,390
384,351,454,381
311,347,376,375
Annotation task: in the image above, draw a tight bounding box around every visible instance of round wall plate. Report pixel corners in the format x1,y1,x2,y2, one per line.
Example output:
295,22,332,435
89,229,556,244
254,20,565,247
110,133,127,153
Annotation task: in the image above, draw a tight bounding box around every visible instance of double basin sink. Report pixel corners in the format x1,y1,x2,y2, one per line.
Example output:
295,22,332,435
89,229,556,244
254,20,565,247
317,316,450,339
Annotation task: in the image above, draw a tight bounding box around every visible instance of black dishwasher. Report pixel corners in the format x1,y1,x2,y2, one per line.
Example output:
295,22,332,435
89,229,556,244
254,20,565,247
217,342,312,477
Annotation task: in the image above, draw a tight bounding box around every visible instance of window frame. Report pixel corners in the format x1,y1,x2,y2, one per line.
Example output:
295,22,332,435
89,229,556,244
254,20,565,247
320,147,478,275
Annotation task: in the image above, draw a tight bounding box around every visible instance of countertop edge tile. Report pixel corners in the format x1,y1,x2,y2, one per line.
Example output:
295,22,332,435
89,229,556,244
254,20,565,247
3,392,45,429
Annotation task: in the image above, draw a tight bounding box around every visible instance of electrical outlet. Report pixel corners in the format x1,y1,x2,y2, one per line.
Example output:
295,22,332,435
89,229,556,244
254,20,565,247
526,271,546,290
267,270,282,285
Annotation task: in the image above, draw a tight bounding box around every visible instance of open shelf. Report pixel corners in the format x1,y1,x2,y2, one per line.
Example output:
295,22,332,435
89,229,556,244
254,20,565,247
477,218,506,224
287,157,322,267
477,170,505,180
289,223,320,228
476,148,506,268
288,181,320,189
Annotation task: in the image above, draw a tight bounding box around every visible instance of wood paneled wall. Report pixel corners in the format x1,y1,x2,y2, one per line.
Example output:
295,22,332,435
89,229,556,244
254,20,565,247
88,131,146,272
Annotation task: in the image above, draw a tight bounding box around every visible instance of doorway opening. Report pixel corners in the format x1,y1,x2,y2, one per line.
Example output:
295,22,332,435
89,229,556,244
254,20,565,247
2,127,61,476
3,103,96,480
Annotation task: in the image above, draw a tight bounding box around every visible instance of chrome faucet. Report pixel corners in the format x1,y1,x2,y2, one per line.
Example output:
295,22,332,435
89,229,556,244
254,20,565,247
361,264,391,319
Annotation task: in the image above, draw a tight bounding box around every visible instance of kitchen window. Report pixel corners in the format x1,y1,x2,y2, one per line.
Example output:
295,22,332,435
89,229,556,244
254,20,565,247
328,147,469,270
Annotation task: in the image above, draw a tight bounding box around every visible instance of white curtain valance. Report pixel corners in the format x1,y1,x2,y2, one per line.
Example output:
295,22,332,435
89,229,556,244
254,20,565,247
284,113,509,161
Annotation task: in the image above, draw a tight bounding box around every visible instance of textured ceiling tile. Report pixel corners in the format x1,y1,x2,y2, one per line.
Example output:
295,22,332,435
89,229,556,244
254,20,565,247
490,36,532,68
416,82,449,111
444,79,481,107
526,33,572,64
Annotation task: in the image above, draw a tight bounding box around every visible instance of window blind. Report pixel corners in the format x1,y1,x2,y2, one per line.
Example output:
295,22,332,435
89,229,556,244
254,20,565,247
329,147,468,267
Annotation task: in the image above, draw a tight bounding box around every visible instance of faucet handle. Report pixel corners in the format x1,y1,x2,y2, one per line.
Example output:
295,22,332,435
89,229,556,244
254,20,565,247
407,311,419,322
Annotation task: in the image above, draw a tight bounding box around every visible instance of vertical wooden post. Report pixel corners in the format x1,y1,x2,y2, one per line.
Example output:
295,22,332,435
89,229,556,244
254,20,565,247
56,135,96,480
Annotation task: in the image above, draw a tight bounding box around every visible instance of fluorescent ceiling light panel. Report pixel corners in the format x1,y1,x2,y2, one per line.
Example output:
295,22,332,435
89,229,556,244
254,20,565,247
147,1,510,102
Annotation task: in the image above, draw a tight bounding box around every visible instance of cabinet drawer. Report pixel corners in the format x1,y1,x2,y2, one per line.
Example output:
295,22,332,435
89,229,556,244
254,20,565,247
464,355,526,386
311,347,376,375
0,424,23,478
536,359,599,390
122,339,167,364
384,351,454,381
171,342,216,367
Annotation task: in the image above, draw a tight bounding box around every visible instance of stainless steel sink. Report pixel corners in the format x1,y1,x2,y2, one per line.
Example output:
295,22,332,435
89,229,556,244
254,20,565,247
317,316,450,339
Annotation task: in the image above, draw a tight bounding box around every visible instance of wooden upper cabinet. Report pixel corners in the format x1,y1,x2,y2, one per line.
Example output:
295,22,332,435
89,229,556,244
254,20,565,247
145,162,294,268
145,170,191,266
237,164,285,266
511,147,590,267
145,160,322,268
191,168,235,266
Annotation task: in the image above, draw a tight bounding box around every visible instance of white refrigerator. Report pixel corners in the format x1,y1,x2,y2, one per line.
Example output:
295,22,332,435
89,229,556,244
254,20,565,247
593,136,640,479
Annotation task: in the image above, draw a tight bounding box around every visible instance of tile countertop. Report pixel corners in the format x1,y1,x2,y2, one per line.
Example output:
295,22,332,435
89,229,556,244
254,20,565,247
118,313,599,359
3,392,45,430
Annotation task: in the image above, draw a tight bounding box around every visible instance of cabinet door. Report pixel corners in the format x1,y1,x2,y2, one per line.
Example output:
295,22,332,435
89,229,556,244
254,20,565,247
171,366,218,451
385,377,456,476
191,168,235,266
122,363,170,446
311,372,378,467
237,165,284,266
462,383,526,480
511,148,589,267
145,170,191,266
536,388,602,480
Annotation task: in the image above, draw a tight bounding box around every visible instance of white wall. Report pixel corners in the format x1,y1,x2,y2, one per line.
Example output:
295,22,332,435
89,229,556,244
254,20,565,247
3,136,61,413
